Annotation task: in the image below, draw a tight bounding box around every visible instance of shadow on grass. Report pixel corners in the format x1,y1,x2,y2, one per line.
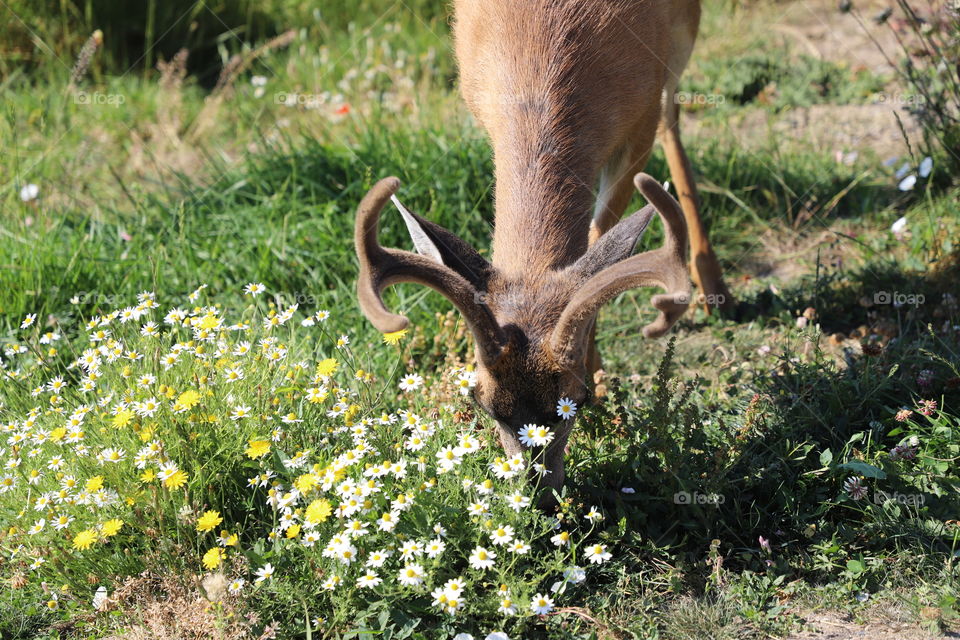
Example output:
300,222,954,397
568,246,960,586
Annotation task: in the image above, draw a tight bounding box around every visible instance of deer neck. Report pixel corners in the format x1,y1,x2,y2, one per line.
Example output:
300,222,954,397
489,100,601,276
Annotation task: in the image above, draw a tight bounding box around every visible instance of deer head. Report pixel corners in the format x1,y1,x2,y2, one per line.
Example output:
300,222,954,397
355,173,689,492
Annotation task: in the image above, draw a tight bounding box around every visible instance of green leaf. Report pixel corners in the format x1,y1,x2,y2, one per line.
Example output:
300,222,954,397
838,461,886,479
846,559,865,575
819,449,833,467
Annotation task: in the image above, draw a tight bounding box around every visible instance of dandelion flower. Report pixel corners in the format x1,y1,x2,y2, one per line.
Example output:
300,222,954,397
202,547,226,570
245,439,271,459
196,510,223,533
163,469,188,490
177,389,201,409
73,529,98,550
101,519,123,537
383,330,408,345
305,499,332,525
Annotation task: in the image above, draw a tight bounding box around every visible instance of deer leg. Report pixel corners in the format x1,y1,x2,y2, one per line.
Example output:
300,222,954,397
659,100,733,311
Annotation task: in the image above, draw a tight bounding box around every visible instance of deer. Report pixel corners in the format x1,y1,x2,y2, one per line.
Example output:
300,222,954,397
354,0,732,495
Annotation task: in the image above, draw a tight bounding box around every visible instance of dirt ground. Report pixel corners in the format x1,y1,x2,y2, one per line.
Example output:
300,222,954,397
689,0,929,159
787,610,959,639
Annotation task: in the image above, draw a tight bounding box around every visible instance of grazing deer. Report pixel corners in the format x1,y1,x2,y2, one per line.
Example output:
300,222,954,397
355,0,731,493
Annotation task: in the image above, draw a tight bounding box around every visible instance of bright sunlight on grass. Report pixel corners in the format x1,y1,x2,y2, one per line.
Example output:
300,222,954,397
1,0,959,639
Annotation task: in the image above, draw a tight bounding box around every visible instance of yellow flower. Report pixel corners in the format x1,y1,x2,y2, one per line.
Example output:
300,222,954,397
163,469,188,490
73,529,97,550
305,499,332,525
140,469,156,483
382,329,408,345
316,358,339,377
177,390,202,409
293,473,318,493
101,519,123,537
198,314,220,330
202,547,225,570
286,524,301,539
245,440,271,459
112,409,134,429
49,427,67,442
196,510,223,533
85,476,104,492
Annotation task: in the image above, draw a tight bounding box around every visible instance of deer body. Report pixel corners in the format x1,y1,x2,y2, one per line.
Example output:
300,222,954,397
456,0,680,270
356,0,730,495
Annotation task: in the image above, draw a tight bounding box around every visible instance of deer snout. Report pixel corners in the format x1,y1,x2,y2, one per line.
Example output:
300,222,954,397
494,420,525,459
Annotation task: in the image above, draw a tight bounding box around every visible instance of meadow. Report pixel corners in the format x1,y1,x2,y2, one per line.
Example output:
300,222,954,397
1,0,959,638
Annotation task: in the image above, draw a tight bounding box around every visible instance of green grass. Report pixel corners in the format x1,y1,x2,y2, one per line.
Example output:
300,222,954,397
1,0,959,638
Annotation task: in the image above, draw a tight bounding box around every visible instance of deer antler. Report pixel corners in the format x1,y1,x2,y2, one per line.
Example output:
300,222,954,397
550,173,690,363
355,177,506,365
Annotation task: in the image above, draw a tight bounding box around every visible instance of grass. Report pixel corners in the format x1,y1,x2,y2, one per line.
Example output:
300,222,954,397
1,0,959,638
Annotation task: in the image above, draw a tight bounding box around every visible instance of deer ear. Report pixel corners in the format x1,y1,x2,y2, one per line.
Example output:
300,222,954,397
355,178,506,366
393,195,444,263
571,205,656,279
550,174,690,365
391,195,494,291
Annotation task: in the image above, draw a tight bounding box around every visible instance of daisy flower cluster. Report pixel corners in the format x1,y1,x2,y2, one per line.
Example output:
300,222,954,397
0,285,612,634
